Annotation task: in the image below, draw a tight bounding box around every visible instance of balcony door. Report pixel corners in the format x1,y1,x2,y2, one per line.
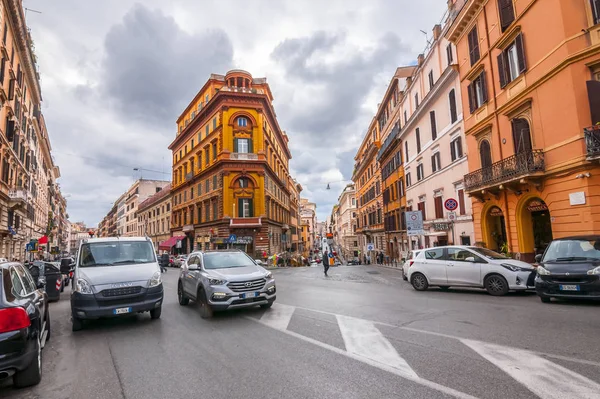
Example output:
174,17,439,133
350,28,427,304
479,139,493,184
512,118,532,154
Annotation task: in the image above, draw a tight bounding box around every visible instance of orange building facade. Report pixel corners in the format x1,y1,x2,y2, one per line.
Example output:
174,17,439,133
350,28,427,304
169,70,294,257
447,0,600,261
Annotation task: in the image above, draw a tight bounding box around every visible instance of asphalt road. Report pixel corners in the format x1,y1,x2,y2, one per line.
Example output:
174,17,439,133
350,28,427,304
3,264,600,399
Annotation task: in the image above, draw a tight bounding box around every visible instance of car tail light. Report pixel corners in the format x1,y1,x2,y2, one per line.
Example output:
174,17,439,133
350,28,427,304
0,307,31,333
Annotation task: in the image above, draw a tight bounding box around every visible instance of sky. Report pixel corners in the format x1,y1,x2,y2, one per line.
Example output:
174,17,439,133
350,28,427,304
24,0,448,226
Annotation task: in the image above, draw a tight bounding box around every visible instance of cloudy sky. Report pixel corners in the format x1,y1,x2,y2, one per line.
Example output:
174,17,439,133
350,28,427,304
25,0,447,225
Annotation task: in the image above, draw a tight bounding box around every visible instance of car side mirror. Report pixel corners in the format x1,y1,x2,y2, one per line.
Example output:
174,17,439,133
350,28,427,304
465,257,476,262
535,254,542,263
187,263,199,270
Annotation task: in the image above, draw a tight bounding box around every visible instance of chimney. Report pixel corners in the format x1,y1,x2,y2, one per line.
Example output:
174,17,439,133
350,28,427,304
432,24,442,40
417,54,425,66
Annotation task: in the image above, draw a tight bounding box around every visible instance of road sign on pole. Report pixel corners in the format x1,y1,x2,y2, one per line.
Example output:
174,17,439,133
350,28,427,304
366,243,375,251
406,211,424,236
444,198,458,211
447,212,457,221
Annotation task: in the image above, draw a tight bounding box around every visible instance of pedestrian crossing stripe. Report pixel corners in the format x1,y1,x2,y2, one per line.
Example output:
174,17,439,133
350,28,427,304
250,303,600,399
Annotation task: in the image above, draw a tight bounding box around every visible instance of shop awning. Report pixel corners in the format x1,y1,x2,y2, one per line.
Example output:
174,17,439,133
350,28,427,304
38,235,49,245
158,236,185,250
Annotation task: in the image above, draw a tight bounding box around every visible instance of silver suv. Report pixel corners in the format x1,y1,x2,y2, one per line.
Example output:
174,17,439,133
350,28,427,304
177,250,275,318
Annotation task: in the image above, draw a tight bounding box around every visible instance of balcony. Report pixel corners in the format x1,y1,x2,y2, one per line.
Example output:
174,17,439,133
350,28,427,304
584,126,600,160
230,217,262,228
464,150,545,192
9,188,29,206
185,171,194,181
230,153,258,161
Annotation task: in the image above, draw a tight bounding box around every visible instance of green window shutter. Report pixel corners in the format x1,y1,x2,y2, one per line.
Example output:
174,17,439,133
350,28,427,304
248,199,254,217
248,139,253,153
238,198,243,217
234,138,238,153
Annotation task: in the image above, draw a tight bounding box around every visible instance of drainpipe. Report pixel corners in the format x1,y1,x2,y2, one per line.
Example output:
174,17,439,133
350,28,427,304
482,5,513,253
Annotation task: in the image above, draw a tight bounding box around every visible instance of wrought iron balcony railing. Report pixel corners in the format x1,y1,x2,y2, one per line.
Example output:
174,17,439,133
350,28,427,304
464,150,545,192
584,126,600,159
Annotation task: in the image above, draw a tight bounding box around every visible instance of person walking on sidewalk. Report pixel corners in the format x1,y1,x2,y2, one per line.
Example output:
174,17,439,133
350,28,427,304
322,251,330,277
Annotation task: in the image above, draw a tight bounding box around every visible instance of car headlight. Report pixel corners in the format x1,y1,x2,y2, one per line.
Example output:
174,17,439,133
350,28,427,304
265,272,273,280
75,278,93,294
208,278,226,285
149,271,162,287
536,266,551,276
500,263,527,272
587,266,600,275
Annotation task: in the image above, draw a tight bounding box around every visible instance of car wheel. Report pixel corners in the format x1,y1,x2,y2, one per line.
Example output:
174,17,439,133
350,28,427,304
150,306,162,319
484,274,509,296
198,289,213,319
540,295,551,303
411,273,429,291
72,317,83,332
13,331,42,387
260,300,274,309
178,282,189,306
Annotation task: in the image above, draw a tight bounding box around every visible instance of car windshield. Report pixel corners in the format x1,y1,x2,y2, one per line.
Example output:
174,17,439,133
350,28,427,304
542,239,600,262
203,252,256,269
79,241,156,267
468,247,508,259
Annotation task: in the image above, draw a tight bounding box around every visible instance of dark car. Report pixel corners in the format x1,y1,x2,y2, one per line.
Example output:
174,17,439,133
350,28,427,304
26,261,62,302
535,236,600,303
0,262,50,388
60,258,75,288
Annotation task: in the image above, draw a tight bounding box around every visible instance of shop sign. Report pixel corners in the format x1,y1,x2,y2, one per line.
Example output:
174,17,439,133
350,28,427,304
433,223,451,231
211,237,227,244
229,236,253,244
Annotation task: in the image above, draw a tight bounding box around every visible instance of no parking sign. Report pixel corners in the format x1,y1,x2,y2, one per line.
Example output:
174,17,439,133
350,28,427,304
444,198,458,211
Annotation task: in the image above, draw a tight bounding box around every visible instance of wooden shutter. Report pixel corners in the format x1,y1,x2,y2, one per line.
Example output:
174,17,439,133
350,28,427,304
451,140,457,161
498,0,515,32
8,78,14,100
587,80,600,125
468,28,480,66
248,138,253,153
593,0,600,24
497,52,509,88
431,154,436,172
430,111,437,140
446,43,453,65
416,128,421,153
233,138,238,153
480,72,488,103
515,33,527,73
0,58,4,84
435,196,443,219
457,137,463,158
405,141,409,160
458,189,466,215
248,199,254,217
468,82,476,113
449,89,457,122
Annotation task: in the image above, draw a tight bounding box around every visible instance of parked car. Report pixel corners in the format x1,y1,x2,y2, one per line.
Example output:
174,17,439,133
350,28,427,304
0,258,8,263
178,250,276,318
402,250,423,281
26,261,63,302
64,237,163,331
254,259,267,266
0,261,50,388
60,258,75,288
408,246,535,296
535,236,600,303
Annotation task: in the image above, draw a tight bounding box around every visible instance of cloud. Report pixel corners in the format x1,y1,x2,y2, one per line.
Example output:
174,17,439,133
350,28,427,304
102,4,234,127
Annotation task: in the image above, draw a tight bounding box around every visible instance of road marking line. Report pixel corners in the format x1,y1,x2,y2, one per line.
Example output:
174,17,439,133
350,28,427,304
247,316,480,399
462,339,600,399
336,314,418,379
259,303,295,331
280,303,600,369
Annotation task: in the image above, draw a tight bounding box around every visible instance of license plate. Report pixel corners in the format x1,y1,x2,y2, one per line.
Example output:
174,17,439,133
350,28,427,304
113,307,131,314
559,285,580,291
241,292,257,299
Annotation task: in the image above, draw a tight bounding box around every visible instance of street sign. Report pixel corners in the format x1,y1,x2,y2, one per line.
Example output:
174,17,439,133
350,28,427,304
444,198,458,211
228,234,237,243
406,211,424,236
447,212,457,221
366,243,375,251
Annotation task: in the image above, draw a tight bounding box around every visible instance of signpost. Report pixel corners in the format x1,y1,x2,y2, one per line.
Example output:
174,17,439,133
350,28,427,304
406,211,424,236
366,243,375,251
444,198,458,211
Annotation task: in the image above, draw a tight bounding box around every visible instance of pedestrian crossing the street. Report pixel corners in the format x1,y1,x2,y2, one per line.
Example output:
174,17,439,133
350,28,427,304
248,303,600,399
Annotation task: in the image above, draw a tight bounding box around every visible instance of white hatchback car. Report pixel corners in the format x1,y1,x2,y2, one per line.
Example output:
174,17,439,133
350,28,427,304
408,246,535,296
402,250,422,281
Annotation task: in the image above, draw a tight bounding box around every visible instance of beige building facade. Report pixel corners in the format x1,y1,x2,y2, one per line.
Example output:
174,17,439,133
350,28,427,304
137,184,172,251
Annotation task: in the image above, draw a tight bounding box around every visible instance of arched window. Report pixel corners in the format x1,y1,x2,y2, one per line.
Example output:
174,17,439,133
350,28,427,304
479,139,492,168
238,178,249,188
237,117,248,127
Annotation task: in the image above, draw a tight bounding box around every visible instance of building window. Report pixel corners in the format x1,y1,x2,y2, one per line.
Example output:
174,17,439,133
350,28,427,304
428,70,434,89
238,198,253,217
446,43,453,66
468,26,480,66
205,202,210,221
498,33,527,88
414,93,419,108
213,201,218,220
404,110,408,123
430,111,437,140
449,89,458,123
406,173,411,187
213,175,217,189
234,138,252,153
458,189,466,215
512,118,532,154
205,179,210,192
416,164,424,181
498,0,515,32
206,125,209,137
212,142,217,160
450,137,463,161
237,117,248,127
467,71,488,113
434,196,444,219
593,0,600,24
239,178,249,188
431,152,441,173
205,147,210,165
405,141,409,161
479,139,493,169
418,201,426,220
416,128,421,153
